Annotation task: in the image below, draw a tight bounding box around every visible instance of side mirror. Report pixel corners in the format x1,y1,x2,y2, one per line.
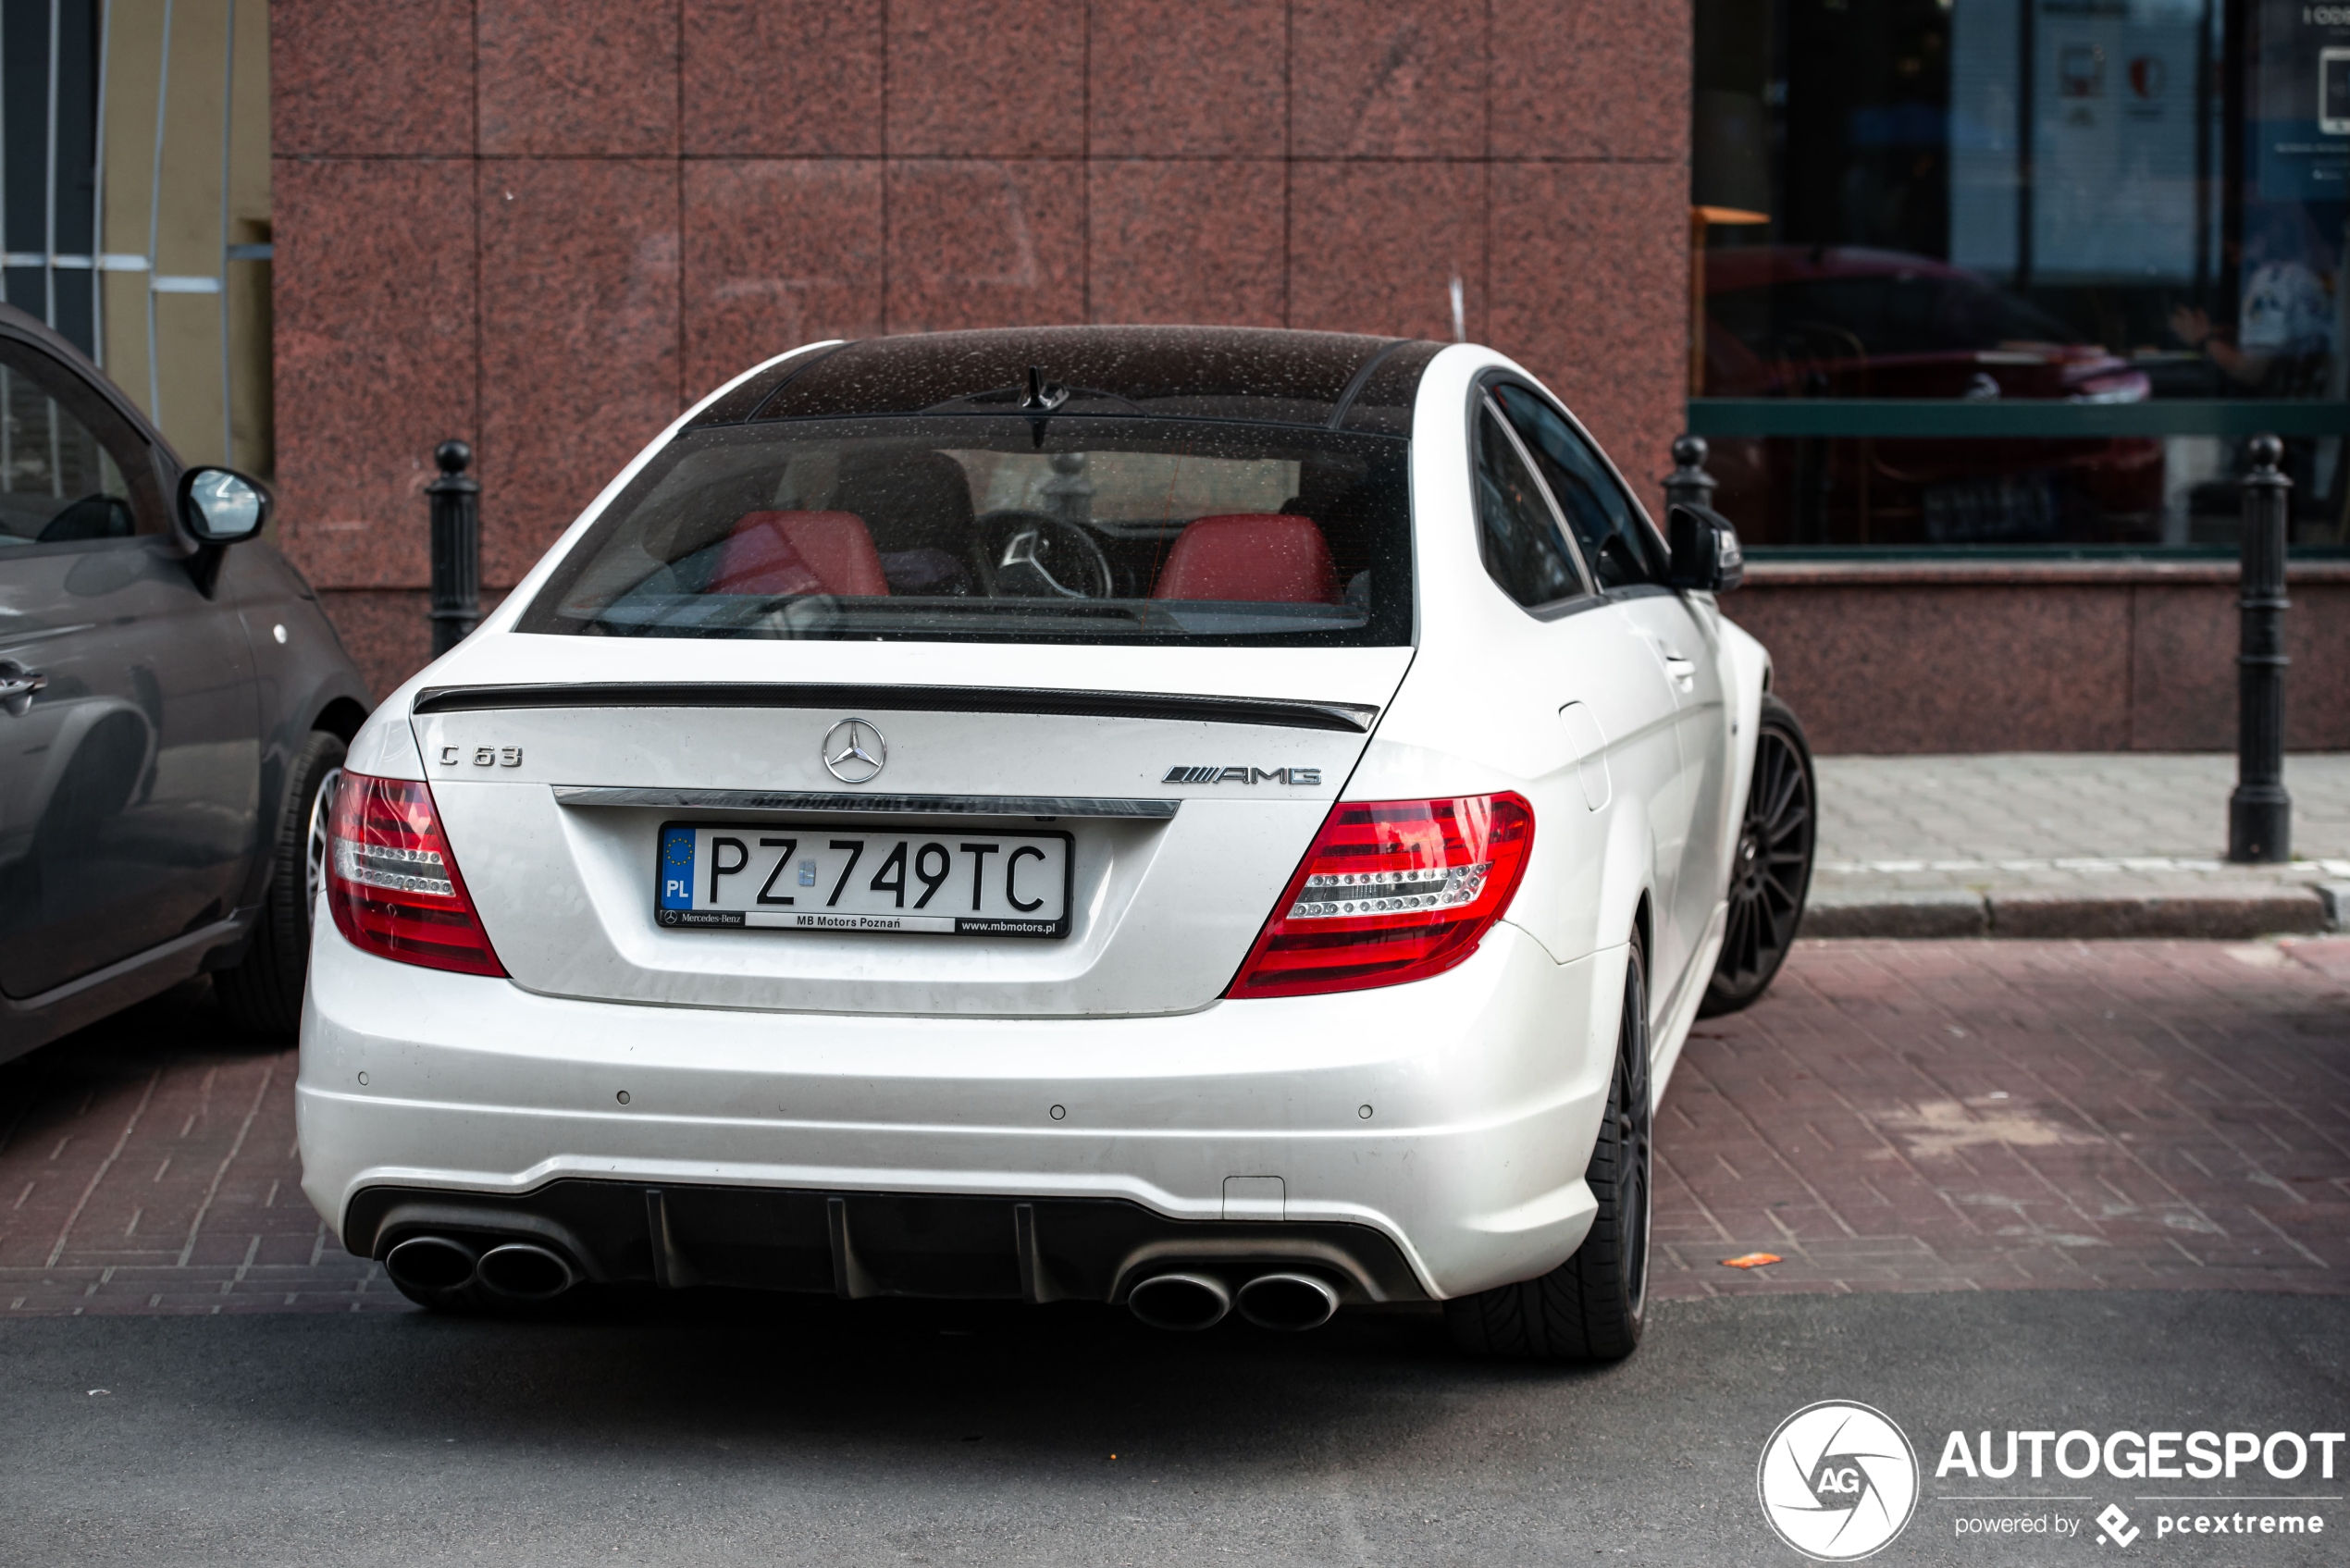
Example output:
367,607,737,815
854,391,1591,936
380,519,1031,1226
1667,501,1744,593
178,466,271,544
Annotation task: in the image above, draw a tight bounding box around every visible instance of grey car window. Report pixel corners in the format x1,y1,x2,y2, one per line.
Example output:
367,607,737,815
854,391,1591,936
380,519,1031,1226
1472,401,1589,611
1491,382,1667,590
0,340,158,546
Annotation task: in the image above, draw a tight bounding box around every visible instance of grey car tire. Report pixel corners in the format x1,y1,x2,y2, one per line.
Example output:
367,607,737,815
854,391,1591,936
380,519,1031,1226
1444,934,1651,1362
216,730,346,1037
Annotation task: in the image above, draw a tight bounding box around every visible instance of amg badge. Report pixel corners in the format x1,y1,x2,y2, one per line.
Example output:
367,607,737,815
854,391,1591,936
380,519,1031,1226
1162,765,1321,785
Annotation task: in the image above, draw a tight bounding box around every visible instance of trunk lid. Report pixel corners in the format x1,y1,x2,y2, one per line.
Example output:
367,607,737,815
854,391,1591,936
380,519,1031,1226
412,639,1410,1017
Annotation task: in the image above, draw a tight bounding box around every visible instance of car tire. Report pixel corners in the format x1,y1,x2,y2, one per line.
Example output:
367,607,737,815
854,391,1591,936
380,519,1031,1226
216,730,346,1037
1444,934,1651,1363
1698,693,1815,1019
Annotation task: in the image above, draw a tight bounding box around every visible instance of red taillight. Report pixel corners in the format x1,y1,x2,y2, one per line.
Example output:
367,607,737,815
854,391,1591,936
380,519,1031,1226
1226,793,1534,999
324,771,506,977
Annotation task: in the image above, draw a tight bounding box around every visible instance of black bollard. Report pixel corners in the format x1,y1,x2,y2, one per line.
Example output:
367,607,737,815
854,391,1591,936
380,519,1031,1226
2227,434,2291,863
1664,433,1716,516
426,439,482,659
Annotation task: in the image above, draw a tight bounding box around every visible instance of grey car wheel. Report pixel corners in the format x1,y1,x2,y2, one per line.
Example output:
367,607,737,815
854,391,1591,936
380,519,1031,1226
217,731,347,1037
305,765,341,912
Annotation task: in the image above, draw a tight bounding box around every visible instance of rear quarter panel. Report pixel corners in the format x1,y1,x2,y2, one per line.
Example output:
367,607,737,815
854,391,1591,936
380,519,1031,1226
1354,345,1658,977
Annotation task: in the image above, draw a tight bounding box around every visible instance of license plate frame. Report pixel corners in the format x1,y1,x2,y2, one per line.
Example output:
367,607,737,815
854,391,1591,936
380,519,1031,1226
653,821,1075,940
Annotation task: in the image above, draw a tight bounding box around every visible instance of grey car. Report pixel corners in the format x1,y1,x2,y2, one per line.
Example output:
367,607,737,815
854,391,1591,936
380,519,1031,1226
0,304,368,1059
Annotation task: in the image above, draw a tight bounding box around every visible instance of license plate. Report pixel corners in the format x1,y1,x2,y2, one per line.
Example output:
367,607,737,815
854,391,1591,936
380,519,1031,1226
655,821,1073,938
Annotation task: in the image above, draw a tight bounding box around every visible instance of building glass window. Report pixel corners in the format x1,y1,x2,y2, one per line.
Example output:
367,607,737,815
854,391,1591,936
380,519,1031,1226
1,0,274,476
1693,0,2350,552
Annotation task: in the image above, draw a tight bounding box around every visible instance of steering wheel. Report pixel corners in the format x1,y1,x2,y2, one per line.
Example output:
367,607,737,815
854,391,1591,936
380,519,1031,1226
971,509,1115,599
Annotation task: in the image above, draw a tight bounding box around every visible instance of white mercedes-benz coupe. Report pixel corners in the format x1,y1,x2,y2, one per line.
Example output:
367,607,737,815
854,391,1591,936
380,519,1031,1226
298,327,1815,1361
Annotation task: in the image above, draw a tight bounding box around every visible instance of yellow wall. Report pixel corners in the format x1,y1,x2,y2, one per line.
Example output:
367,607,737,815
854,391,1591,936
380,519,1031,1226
96,0,270,474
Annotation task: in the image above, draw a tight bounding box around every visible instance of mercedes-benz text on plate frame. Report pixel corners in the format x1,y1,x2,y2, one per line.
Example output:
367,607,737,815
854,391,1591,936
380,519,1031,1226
822,718,886,784
657,823,1074,938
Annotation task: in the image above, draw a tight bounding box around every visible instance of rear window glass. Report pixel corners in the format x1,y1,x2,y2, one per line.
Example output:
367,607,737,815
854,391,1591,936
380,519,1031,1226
518,417,1413,647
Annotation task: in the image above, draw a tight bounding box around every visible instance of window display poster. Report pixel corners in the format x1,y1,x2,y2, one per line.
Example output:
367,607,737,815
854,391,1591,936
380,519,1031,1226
1950,0,2208,283
2034,0,2205,279
2253,0,2350,202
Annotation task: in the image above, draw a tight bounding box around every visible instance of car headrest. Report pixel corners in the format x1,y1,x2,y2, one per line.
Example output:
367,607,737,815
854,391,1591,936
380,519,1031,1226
709,511,890,598
830,450,976,554
1151,513,1340,604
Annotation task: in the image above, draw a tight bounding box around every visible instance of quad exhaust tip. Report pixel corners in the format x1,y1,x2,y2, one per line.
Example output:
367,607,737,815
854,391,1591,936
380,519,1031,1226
1128,1270,1342,1332
1235,1272,1340,1331
1126,1271,1231,1331
383,1235,580,1301
476,1241,578,1300
384,1234,478,1294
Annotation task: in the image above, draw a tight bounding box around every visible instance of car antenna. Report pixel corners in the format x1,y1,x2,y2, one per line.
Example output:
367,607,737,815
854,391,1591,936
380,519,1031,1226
1018,365,1071,449
1020,365,1070,412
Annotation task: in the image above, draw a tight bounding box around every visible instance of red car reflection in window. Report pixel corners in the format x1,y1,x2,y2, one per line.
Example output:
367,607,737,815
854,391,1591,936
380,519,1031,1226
1701,246,2162,548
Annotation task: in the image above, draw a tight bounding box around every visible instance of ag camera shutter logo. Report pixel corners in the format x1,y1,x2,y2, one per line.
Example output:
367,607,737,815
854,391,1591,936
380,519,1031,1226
1758,1401,1920,1561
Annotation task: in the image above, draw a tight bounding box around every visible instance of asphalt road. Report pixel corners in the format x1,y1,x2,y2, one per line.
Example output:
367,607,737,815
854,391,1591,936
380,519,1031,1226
1,1289,2342,1566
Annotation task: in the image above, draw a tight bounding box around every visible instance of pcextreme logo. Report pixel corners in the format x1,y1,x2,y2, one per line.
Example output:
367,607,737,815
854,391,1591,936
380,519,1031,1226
1757,1401,1922,1561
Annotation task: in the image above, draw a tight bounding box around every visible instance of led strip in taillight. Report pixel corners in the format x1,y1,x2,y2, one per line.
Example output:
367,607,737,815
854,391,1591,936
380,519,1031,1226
1288,862,1493,920
332,838,457,898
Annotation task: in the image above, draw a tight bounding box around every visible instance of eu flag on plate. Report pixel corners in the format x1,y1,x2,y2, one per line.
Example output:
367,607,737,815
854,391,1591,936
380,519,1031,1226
659,827,696,908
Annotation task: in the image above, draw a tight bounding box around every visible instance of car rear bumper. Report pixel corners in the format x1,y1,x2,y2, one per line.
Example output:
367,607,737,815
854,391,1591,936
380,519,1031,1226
296,917,1620,1302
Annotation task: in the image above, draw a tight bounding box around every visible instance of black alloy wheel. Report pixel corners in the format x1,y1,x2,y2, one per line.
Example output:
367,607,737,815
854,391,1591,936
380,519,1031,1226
1444,934,1651,1362
1700,693,1815,1018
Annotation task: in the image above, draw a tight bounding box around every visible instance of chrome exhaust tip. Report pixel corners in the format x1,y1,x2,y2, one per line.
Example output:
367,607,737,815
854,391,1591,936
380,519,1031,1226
384,1234,479,1294
1126,1271,1231,1331
475,1241,578,1300
1235,1272,1340,1331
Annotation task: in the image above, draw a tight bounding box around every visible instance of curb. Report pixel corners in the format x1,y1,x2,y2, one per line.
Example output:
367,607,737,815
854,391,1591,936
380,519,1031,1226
1801,883,2348,941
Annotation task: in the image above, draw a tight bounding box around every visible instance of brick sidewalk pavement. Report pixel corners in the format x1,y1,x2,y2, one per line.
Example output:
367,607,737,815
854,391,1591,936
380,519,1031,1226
1656,938,2350,1297
3,940,2347,1316
0,993,393,1316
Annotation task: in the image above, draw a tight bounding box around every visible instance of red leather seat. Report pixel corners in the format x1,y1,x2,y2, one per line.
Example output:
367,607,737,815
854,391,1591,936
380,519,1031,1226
709,511,890,598
1151,513,1340,604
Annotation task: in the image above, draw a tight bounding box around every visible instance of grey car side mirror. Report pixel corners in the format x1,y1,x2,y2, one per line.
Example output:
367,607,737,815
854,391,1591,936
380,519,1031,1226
1666,501,1744,593
179,466,272,544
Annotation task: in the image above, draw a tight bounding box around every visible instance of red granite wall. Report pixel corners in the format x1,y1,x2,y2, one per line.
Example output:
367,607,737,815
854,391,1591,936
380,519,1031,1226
1725,563,2350,755
270,0,1691,698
